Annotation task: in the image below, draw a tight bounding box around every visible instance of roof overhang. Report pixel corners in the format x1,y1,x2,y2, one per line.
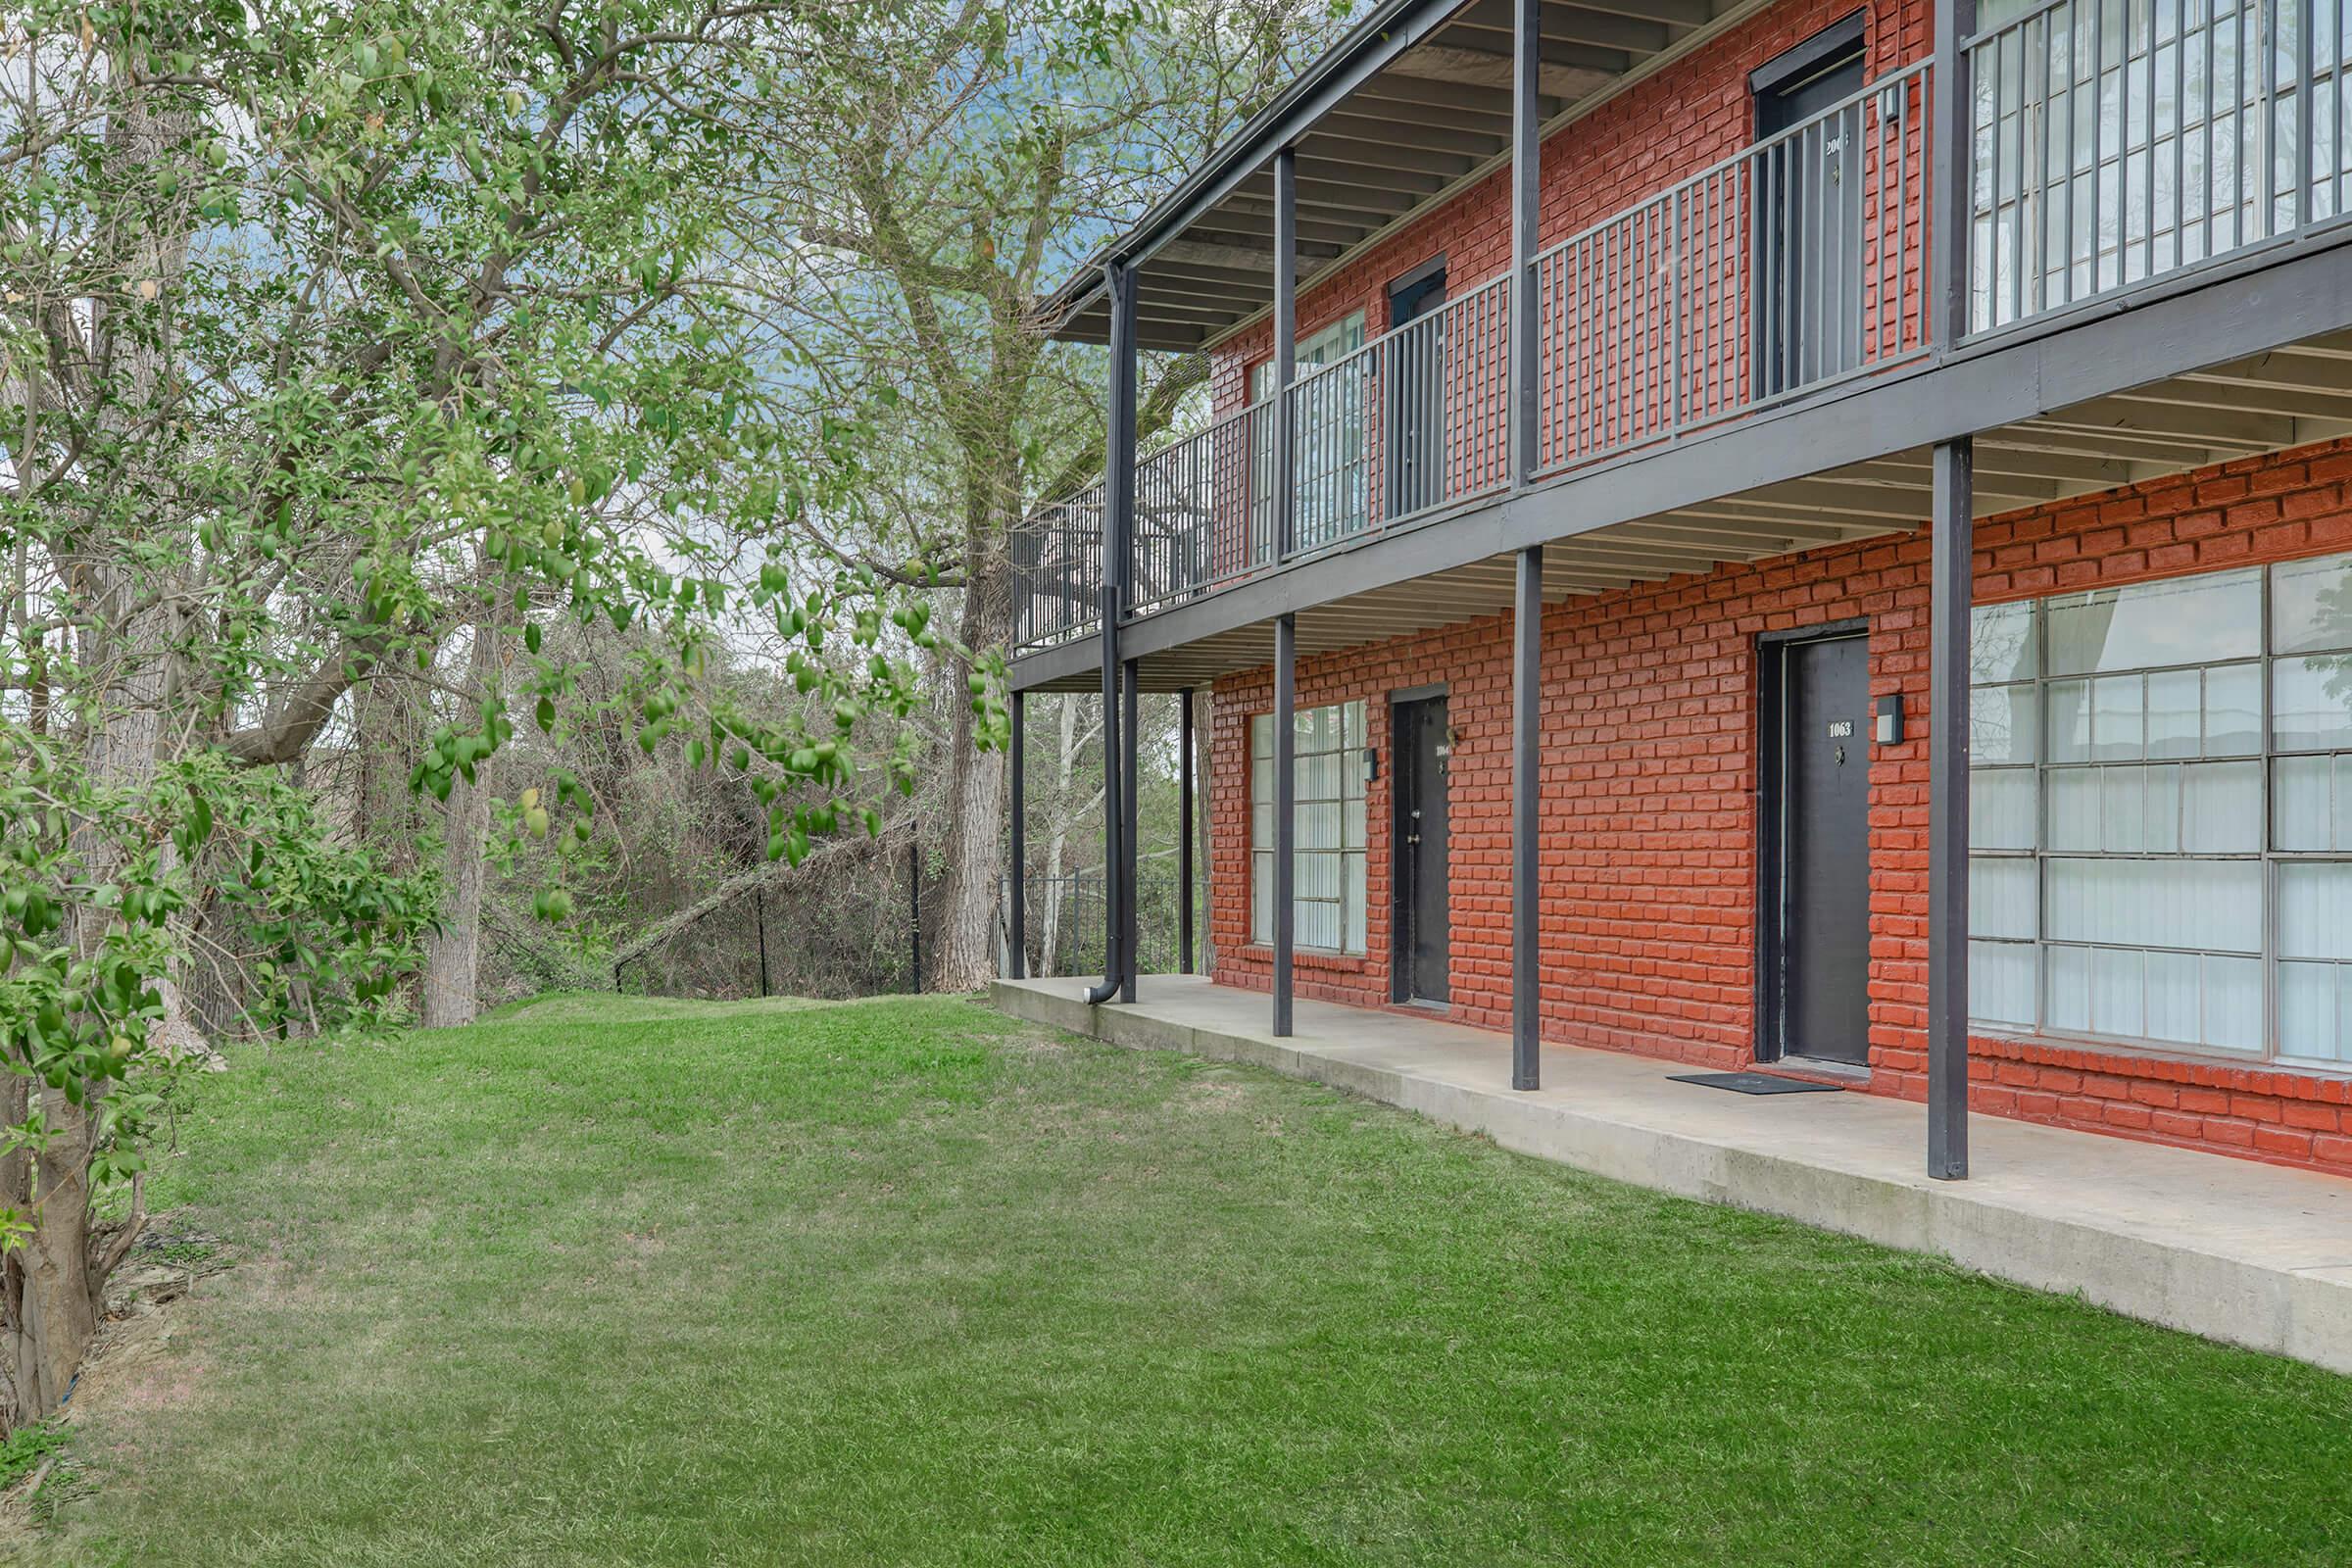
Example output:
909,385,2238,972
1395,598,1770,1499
1048,0,1753,353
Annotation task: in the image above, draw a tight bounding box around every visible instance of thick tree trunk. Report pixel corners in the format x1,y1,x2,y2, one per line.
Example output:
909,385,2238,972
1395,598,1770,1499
420,622,499,1028
7,1104,96,1423
929,540,1013,992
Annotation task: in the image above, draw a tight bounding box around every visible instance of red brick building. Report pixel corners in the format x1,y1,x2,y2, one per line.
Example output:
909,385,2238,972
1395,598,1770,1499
1007,0,2352,1181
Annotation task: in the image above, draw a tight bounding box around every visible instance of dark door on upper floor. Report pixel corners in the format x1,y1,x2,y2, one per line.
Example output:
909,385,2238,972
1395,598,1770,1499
1754,21,1867,399
1392,692,1450,1005
1386,262,1447,520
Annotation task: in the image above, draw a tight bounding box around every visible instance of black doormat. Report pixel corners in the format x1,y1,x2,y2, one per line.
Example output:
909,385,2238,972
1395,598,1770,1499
1667,1071,1845,1096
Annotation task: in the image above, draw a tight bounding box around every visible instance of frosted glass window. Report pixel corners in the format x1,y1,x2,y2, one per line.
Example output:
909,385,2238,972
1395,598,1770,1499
1970,768,2039,849
2045,679,2093,762
2279,862,2352,961
2273,754,2352,850
1972,600,2039,684
2203,662,2261,756
2092,675,2144,760
1949,557,2352,1063
2181,761,2261,854
2273,654,2352,752
2204,956,2262,1053
2272,550,2352,656
1970,941,2037,1025
1972,683,2039,764
1970,857,2039,939
2045,858,2261,952
1250,701,1368,955
2278,963,2352,1063
2043,570,2261,674
2145,667,2203,759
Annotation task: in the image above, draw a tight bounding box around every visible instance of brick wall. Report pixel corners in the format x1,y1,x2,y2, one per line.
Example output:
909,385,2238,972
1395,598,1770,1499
1209,0,1936,415
1205,437,2352,1179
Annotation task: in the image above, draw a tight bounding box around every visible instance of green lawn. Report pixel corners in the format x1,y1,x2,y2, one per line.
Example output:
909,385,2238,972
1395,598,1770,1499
31,994,2352,1565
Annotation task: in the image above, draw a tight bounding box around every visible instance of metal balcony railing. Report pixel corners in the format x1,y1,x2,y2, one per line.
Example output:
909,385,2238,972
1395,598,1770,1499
1009,481,1105,650
1535,59,1934,473
1967,0,2352,334
1008,0,2352,655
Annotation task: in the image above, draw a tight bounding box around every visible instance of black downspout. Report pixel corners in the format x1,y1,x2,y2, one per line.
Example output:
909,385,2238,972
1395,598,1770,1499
1084,634,1124,1006
1086,260,1138,1008
1008,687,1027,980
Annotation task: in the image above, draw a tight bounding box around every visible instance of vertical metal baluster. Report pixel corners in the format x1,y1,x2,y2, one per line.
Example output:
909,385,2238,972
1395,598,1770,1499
2092,0,2108,291
1609,222,1621,447
1808,121,1825,383
2299,0,2316,226
2263,0,2279,237
1670,186,1684,426
1775,134,1791,393
2147,0,2162,272
2002,34,2023,322
2236,0,2248,248
1887,87,1898,356
2174,0,2188,265
2064,4,2082,298
2122,0,2136,281
2324,0,2342,217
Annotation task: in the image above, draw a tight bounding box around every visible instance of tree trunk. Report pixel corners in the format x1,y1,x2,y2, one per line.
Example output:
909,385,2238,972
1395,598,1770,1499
928,537,1013,991
5,1095,97,1426
419,621,499,1028
1037,695,1088,978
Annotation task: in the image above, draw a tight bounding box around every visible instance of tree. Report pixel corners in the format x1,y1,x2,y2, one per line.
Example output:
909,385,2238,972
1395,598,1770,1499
0,0,964,1430
743,0,1343,989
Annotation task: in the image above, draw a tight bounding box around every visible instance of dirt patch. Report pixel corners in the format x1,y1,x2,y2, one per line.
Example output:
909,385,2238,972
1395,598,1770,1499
1179,1077,1249,1111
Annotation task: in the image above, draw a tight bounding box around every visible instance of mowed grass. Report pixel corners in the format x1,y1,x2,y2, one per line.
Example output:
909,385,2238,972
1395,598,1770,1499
32,994,2352,1566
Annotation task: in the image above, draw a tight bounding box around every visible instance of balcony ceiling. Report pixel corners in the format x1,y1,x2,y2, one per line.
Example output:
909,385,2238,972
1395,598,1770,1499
1050,0,1751,353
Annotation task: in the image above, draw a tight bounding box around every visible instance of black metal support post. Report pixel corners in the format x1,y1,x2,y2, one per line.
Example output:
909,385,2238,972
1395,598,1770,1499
1931,0,1977,349
1179,687,1196,975
1273,612,1298,1037
1273,147,1298,561
1120,658,1141,1003
1008,688,1026,981
1925,0,1976,1177
1085,261,1138,1009
1509,0,1541,483
1511,545,1543,1089
754,884,770,999
908,842,922,994
1928,438,1973,1179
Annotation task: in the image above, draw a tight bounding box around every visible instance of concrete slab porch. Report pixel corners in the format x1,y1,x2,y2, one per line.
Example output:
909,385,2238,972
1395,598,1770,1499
992,973,2352,1376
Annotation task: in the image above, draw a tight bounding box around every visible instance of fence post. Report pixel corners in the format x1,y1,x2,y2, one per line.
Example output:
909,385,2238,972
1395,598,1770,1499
754,884,770,999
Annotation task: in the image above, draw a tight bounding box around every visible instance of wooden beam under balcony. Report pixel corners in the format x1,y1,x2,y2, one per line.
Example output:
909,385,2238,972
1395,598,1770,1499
1455,0,1678,59
1348,74,1527,126
1387,41,1613,102
1306,110,1509,162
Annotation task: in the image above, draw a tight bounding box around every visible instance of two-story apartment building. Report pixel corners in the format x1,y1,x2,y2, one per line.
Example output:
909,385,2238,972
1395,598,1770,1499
1004,0,2352,1183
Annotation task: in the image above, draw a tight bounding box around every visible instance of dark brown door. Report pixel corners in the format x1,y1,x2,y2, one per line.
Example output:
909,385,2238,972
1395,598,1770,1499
1386,264,1447,518
1754,37,1866,395
1393,694,1450,1004
1769,634,1872,1064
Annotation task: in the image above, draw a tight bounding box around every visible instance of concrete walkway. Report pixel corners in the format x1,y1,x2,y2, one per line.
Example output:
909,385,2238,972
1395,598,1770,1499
993,973,2352,1374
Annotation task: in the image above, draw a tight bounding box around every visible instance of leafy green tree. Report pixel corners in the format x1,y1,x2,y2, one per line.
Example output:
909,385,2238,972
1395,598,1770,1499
745,0,1341,989
0,0,968,1428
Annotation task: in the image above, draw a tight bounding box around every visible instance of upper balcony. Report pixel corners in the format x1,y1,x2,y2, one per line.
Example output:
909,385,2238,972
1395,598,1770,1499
1012,0,2352,667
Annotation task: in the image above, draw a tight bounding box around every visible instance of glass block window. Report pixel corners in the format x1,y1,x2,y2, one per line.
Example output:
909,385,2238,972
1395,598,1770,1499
1250,701,1369,955
1969,551,2352,1067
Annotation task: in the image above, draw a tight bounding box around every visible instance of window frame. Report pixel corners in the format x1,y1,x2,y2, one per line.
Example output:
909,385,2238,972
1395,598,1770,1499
1969,555,2352,1070
1250,700,1370,956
